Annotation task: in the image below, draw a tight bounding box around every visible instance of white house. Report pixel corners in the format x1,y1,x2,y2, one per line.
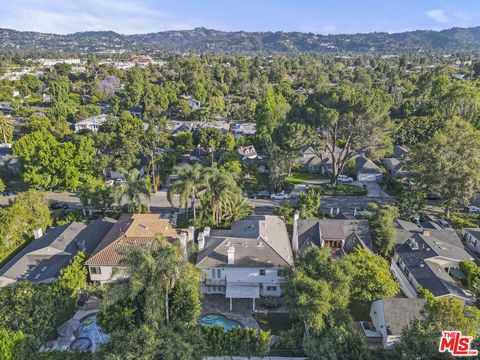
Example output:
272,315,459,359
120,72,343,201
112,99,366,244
196,216,294,310
463,228,480,256
85,214,191,283
369,298,426,349
391,220,474,302
74,114,108,132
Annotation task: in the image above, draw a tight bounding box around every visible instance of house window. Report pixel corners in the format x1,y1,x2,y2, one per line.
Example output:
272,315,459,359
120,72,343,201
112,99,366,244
211,269,215,278
259,269,266,276
278,269,288,277
90,267,101,275
217,269,221,278
266,286,277,291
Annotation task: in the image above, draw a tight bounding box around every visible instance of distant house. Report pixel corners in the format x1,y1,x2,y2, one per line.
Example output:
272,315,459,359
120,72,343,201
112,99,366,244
85,214,190,284
298,146,340,175
382,145,409,178
463,228,480,256
230,122,256,136
292,212,373,257
130,106,143,119
0,145,20,173
369,298,426,349
186,98,201,111
0,218,114,288
237,145,266,173
0,102,13,117
356,155,383,182
196,215,294,310
74,114,108,132
391,219,474,302
189,145,211,163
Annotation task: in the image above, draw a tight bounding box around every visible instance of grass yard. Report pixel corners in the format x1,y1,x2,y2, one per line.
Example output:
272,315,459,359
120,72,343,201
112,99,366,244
243,173,269,192
286,171,325,185
253,312,296,335
349,301,372,321
312,183,367,196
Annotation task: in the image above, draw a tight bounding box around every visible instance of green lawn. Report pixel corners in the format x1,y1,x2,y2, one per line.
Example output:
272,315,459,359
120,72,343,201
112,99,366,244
253,312,296,335
312,183,367,196
349,301,371,321
286,171,325,185
243,173,269,192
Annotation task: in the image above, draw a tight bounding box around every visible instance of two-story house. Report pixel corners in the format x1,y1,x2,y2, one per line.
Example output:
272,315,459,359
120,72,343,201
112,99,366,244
196,215,294,310
85,214,191,283
390,219,474,302
74,114,108,132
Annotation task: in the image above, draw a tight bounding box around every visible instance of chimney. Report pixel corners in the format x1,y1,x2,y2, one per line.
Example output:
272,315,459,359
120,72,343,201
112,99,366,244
292,210,299,255
227,246,235,265
198,232,205,251
33,228,43,239
422,230,431,237
180,232,188,260
187,226,195,242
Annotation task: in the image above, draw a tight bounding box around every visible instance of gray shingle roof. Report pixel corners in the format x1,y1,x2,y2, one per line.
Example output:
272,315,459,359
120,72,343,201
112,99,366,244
0,218,114,287
356,155,383,174
196,216,294,268
380,298,426,335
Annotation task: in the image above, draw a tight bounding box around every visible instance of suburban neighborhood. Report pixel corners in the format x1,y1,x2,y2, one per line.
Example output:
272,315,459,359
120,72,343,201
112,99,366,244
0,1,480,359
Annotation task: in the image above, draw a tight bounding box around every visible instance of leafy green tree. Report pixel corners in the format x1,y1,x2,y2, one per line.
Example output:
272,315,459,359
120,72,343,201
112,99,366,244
394,116,443,146
174,132,193,150
297,188,322,219
118,168,150,213
52,251,88,298
284,247,352,335
167,163,205,219
217,192,253,227
0,328,26,360
345,248,400,302
369,205,398,257
23,116,52,133
49,81,71,134
406,118,480,215
0,178,4,194
170,263,203,327
296,85,393,184
396,190,425,219
78,178,115,212
0,114,13,144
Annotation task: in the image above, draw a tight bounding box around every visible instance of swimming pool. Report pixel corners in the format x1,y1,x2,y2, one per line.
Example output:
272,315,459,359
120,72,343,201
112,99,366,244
72,313,109,351
199,314,242,332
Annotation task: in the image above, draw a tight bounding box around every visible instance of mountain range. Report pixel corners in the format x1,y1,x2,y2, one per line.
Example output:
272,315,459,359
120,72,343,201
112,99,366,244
1,26,480,53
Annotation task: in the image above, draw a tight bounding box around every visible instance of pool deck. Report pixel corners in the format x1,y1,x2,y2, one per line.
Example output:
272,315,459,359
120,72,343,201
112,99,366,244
202,294,265,329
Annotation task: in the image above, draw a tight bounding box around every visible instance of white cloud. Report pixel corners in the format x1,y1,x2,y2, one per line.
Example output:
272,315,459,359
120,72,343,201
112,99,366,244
425,9,449,24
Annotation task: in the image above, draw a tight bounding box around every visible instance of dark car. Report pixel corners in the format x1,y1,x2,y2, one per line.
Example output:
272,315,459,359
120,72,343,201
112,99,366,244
253,191,270,199
49,202,69,210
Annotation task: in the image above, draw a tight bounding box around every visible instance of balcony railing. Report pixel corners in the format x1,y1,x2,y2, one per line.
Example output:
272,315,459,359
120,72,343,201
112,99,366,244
204,278,226,285
390,261,417,298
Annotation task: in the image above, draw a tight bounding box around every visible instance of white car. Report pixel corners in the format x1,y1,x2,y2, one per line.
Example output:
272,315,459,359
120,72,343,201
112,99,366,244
338,175,354,183
270,192,289,200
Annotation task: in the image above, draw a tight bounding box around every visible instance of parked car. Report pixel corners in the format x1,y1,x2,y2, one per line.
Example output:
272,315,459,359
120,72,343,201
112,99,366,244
270,192,289,200
410,214,426,224
436,218,452,229
426,193,441,200
253,191,270,199
338,175,354,183
464,206,480,214
49,202,68,210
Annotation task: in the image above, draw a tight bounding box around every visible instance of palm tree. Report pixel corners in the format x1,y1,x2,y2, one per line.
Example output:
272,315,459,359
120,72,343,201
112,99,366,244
103,236,186,327
118,168,150,212
167,163,205,219
204,167,238,225
218,192,253,226
0,114,13,144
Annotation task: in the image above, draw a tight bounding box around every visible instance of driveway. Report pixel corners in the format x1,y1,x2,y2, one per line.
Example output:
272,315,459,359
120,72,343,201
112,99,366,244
354,181,390,197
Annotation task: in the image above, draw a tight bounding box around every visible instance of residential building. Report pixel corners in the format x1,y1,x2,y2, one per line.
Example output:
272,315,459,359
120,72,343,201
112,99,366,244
463,228,480,256
85,214,190,283
186,98,201,111
390,219,474,302
237,145,266,173
74,114,108,132
382,145,409,178
189,145,211,163
0,218,115,288
356,155,383,182
0,144,20,173
196,215,294,310
292,212,373,257
369,298,426,349
298,146,340,174
0,102,13,117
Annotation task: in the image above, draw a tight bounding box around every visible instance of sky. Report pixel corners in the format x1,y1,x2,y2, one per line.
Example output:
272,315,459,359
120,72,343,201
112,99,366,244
0,0,479,35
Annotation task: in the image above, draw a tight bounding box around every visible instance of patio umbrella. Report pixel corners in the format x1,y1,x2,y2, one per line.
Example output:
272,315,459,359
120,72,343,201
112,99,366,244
57,319,81,337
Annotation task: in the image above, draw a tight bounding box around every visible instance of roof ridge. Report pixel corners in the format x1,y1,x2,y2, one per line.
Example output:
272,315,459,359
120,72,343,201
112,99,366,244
85,234,127,265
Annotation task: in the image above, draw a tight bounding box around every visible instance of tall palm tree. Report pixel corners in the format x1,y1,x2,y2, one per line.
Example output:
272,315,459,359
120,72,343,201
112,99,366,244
103,237,186,327
204,167,238,224
0,114,13,144
218,192,253,226
167,163,205,219
118,168,150,213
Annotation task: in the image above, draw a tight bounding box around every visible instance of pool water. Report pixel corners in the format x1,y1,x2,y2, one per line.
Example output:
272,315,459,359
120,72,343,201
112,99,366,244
74,314,109,351
199,314,242,332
